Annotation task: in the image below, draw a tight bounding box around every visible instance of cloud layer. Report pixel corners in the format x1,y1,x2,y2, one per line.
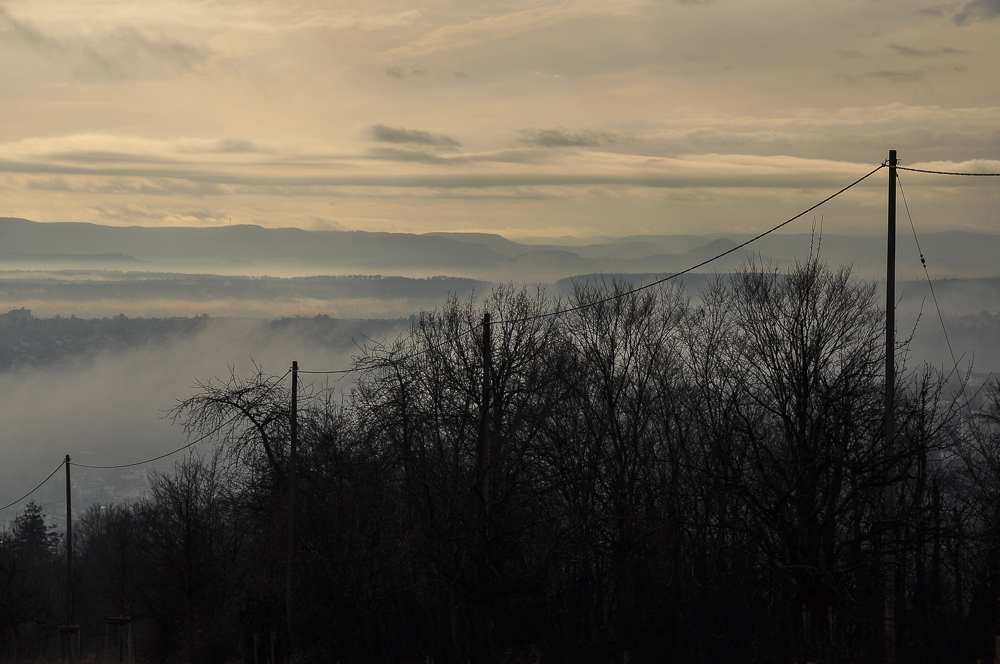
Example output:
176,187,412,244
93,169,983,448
0,0,997,236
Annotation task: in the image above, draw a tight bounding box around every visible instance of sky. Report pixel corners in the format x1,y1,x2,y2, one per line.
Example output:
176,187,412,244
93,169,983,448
1,0,999,238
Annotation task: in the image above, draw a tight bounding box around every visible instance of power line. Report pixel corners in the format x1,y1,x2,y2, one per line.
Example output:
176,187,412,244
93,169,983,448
299,329,481,375
301,316,483,375
71,369,292,470
299,368,356,375
896,166,1000,177
3,369,295,505
354,325,482,371
897,176,966,389
0,158,985,502
71,429,222,470
0,159,985,507
212,161,998,378
0,461,64,512
0,369,290,509
295,163,888,372
500,163,887,324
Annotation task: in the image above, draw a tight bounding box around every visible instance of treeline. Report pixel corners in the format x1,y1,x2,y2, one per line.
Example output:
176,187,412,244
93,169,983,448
5,259,1000,663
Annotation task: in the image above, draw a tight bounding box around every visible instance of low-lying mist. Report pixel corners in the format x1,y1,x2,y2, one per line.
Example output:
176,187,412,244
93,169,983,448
0,270,488,319
4,263,1000,529
0,316,408,526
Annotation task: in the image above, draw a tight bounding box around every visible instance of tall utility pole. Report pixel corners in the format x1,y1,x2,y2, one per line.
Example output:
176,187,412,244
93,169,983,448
286,361,298,655
65,454,73,624
884,149,898,664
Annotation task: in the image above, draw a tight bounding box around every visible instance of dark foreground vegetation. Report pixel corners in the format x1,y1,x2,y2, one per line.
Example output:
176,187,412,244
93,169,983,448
5,259,1000,663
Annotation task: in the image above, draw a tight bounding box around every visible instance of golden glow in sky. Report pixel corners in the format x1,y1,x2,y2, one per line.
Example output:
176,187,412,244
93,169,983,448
1,0,999,237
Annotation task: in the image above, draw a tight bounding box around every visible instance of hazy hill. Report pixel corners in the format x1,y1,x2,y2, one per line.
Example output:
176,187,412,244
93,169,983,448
0,218,502,276
4,217,998,280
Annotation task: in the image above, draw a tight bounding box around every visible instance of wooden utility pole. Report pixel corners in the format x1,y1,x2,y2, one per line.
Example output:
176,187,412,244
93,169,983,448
65,454,73,624
286,361,298,656
884,149,898,664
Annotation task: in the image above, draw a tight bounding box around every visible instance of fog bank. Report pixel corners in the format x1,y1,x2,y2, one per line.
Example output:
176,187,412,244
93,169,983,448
0,316,407,526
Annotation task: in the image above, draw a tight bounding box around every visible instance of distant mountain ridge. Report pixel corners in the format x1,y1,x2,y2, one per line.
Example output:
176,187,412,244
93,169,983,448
1,217,997,280
0,217,499,276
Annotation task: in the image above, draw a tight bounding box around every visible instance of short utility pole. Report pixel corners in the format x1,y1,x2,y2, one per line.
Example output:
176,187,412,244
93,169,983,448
65,454,73,624
286,361,298,656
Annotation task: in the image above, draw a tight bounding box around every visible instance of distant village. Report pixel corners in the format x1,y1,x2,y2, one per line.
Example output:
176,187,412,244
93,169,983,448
0,307,32,327
0,308,210,369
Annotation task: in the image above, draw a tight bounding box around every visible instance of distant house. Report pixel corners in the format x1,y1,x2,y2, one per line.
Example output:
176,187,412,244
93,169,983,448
0,307,32,328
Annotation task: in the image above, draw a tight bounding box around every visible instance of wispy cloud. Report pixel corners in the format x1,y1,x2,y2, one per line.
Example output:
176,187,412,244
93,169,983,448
384,64,426,79
386,2,629,59
918,6,948,18
0,6,209,82
81,28,209,81
90,202,220,224
860,69,926,82
0,5,45,43
889,43,965,57
199,139,259,155
0,6,211,82
366,147,457,164
0,137,888,192
954,0,1000,24
370,125,459,147
520,128,619,148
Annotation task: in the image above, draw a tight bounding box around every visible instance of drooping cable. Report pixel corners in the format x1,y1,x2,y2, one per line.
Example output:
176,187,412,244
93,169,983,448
0,461,64,512
300,324,481,375
296,164,886,371
496,164,886,325
897,176,967,392
71,369,292,469
5,158,989,487
10,159,992,497
298,163,887,358
897,166,1000,177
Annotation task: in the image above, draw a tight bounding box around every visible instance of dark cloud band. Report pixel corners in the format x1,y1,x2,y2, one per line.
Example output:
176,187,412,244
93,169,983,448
520,128,618,148
369,124,460,146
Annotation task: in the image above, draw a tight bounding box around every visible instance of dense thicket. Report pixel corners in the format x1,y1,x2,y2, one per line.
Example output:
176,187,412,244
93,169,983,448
5,259,1000,664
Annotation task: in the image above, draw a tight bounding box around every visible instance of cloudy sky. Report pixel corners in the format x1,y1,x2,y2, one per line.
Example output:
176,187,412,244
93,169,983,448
1,0,998,238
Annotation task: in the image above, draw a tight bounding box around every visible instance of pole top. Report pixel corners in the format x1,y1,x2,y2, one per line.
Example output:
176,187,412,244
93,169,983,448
65,454,70,463
889,149,897,165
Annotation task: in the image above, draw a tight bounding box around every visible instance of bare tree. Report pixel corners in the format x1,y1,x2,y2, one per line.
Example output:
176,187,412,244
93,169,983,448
139,451,251,662
689,259,892,661
354,285,566,662
553,277,687,658
170,364,292,496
